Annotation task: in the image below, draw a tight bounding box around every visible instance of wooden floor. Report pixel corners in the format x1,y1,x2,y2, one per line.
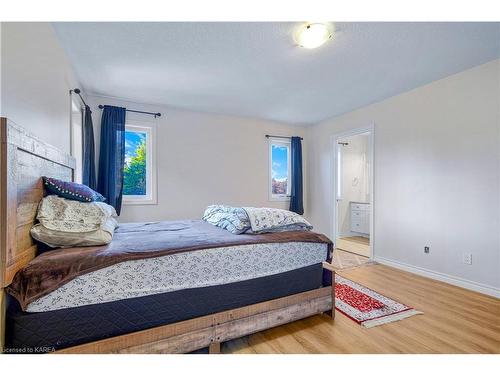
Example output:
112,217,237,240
336,236,370,257
222,264,500,354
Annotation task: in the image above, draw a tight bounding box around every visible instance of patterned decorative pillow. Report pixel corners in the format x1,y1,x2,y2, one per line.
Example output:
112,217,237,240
42,176,105,202
202,205,251,234
242,207,313,233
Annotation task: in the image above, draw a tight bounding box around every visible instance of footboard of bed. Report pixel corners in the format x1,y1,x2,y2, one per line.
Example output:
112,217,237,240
56,282,335,354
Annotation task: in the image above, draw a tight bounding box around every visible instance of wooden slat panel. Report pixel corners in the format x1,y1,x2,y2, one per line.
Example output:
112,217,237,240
206,286,331,326
1,117,75,288
208,342,221,354
17,202,40,228
5,249,37,283
3,143,18,287
0,121,7,288
4,149,71,286
1,117,75,355
118,326,216,354
15,223,36,253
118,297,331,354
17,152,71,188
58,313,219,354
215,296,331,343
1,119,75,169
57,287,333,354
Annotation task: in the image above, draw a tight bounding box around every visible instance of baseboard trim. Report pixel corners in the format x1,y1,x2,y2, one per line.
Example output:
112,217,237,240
374,256,500,298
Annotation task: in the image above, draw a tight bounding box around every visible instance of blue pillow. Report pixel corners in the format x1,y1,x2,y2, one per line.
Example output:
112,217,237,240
42,176,105,203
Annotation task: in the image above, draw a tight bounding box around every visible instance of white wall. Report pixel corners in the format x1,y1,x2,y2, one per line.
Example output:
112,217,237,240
307,59,500,293
86,95,307,223
338,133,370,236
0,22,79,153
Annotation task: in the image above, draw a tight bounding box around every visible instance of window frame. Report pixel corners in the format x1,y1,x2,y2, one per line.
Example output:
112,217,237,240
70,97,84,184
268,138,292,202
336,144,342,200
122,122,157,205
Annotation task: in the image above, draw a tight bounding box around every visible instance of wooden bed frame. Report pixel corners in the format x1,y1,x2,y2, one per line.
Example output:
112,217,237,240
0,117,335,354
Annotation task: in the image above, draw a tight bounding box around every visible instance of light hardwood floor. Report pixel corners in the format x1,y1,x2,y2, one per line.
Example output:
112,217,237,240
222,264,500,354
336,236,370,257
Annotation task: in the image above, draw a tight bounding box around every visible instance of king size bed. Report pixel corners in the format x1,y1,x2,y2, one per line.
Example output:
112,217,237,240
0,118,335,354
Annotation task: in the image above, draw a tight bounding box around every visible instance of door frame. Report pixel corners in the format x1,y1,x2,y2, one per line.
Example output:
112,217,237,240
330,124,375,259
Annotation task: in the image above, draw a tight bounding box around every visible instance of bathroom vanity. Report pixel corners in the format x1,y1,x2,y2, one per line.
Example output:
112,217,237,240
350,202,370,235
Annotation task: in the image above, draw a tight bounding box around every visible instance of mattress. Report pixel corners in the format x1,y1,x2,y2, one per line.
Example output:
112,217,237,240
6,263,328,352
27,241,328,312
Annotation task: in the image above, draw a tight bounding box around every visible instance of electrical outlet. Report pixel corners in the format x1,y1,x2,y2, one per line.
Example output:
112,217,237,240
463,253,472,265
424,246,430,254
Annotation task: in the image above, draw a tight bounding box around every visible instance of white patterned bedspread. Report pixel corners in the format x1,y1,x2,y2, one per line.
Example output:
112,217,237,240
26,241,328,312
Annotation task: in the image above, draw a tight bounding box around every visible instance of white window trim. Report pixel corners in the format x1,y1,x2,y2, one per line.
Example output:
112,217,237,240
70,97,84,184
122,122,158,205
336,144,342,200
268,138,291,202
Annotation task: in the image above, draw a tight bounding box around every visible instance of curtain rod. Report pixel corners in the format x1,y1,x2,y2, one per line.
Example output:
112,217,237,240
98,105,161,118
70,88,88,108
265,134,303,140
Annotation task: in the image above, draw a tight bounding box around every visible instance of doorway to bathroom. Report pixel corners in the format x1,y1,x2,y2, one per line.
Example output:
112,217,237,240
332,126,374,267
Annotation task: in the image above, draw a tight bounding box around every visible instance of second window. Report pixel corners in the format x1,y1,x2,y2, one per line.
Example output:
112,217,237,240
269,138,291,200
123,123,156,204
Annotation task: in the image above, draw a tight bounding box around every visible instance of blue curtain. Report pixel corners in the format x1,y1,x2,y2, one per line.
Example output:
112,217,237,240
82,105,96,190
289,136,304,215
97,105,126,215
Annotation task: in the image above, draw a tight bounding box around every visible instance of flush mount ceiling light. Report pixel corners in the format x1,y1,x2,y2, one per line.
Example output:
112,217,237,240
294,23,333,49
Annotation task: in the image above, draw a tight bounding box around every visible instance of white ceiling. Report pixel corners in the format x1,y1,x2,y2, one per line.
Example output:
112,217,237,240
53,22,500,125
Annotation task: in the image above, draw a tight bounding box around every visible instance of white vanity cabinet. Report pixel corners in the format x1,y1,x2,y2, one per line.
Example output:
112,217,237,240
350,202,370,235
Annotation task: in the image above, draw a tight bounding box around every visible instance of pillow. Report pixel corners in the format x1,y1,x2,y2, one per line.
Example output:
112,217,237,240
42,176,105,202
31,195,118,248
202,205,251,234
31,216,118,248
242,207,313,234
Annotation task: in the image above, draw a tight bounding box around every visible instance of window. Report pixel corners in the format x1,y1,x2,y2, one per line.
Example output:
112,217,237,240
70,98,83,183
123,123,157,205
269,138,291,201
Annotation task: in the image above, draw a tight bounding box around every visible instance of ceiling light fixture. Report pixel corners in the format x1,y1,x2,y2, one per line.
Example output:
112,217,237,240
295,23,333,49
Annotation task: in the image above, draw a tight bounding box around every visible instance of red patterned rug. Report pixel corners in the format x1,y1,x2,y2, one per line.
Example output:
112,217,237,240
335,274,423,328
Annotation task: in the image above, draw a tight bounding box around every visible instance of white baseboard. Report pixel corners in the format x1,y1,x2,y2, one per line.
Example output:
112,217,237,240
374,256,500,299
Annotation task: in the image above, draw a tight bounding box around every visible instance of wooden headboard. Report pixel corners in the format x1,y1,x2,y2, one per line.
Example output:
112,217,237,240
0,118,75,352
0,118,76,288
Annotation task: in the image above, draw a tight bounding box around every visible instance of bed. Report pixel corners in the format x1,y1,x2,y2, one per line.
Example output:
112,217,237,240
0,117,335,354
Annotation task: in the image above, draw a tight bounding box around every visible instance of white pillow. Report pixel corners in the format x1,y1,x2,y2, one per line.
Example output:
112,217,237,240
30,195,118,248
36,195,117,233
31,217,118,248
242,207,313,233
